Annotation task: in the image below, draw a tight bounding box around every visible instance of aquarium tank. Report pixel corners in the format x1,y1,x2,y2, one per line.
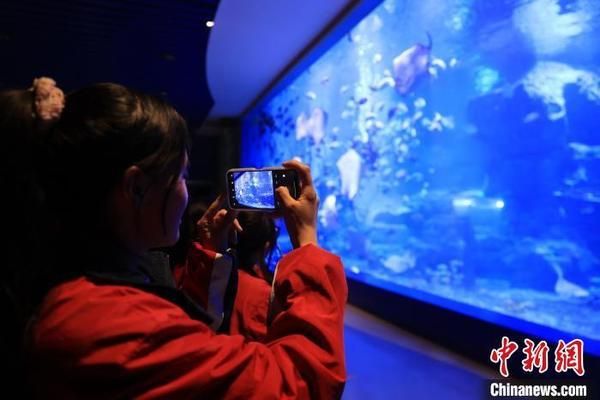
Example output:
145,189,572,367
242,0,600,354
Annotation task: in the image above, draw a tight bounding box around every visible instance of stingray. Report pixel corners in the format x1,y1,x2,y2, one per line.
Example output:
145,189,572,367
392,32,433,95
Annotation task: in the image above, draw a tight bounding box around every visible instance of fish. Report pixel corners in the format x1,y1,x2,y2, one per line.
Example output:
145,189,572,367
369,75,396,91
305,91,317,100
428,57,447,77
523,112,540,123
392,32,433,95
382,252,416,274
341,110,354,119
555,276,590,298
336,149,362,200
319,194,338,227
430,57,447,70
422,112,454,132
295,107,327,144
428,66,439,78
414,97,427,108
387,102,409,120
569,142,600,160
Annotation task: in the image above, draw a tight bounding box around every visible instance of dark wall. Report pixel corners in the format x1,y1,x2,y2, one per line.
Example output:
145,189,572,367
188,118,241,201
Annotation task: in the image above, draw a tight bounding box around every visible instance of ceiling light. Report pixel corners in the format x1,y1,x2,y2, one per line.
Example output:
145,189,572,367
206,21,214,28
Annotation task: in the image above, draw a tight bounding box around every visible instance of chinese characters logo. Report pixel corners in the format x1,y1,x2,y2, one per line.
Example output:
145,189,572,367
490,337,585,377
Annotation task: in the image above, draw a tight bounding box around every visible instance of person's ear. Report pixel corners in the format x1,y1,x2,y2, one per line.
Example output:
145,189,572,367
122,166,148,208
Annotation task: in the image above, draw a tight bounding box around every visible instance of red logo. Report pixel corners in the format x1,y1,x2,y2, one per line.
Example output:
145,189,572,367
490,337,585,377
555,339,585,376
522,339,549,373
490,336,519,377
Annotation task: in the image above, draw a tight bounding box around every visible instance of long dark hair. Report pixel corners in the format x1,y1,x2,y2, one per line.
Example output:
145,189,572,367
43,83,189,230
236,212,278,284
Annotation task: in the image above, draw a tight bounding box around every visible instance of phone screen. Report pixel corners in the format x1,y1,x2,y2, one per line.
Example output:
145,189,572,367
231,170,276,209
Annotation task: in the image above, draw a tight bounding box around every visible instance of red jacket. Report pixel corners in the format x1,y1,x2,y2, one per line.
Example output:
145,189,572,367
229,268,271,340
29,244,347,399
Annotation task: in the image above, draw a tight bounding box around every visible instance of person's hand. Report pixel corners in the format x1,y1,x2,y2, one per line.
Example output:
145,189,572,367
275,160,319,248
195,194,241,253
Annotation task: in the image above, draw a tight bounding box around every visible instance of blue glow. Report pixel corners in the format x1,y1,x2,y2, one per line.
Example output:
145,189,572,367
242,0,600,355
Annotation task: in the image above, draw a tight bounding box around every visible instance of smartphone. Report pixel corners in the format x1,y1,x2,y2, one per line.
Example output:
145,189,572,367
226,167,300,211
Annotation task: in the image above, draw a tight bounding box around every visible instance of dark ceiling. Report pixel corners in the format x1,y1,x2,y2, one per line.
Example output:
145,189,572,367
0,0,219,126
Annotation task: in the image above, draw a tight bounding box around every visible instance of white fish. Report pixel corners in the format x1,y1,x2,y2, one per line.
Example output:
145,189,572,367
428,66,439,78
423,112,454,131
555,277,590,298
341,110,354,119
371,15,383,32
336,149,362,200
414,97,427,108
523,112,540,123
396,102,409,114
400,118,412,130
305,91,317,100
422,117,441,132
320,194,338,227
449,57,458,68
431,57,447,70
369,76,395,91
441,114,455,129
295,107,326,144
569,142,600,160
383,252,416,274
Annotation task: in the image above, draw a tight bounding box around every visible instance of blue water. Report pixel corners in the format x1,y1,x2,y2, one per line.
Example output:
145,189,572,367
242,0,600,353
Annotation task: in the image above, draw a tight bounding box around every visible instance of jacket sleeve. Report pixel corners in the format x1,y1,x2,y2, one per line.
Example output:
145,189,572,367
127,244,347,400
172,242,233,330
229,270,271,340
